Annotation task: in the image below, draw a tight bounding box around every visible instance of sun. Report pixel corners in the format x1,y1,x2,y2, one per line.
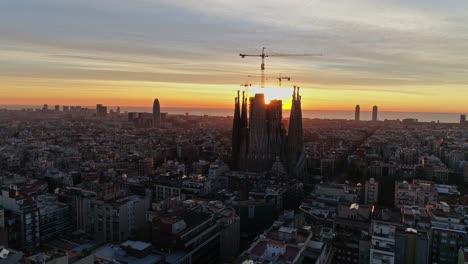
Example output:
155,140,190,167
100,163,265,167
248,85,293,109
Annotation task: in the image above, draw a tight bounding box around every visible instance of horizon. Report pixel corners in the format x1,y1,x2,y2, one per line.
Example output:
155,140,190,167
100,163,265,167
1,103,466,115
1,103,464,123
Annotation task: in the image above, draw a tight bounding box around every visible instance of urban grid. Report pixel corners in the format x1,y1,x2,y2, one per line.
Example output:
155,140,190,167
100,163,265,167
1,83,468,264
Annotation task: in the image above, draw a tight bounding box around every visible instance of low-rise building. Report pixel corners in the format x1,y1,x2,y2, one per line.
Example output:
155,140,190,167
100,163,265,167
333,203,372,264
155,184,181,202
74,240,161,264
369,216,398,264
0,247,23,264
151,199,240,264
394,180,438,208
89,195,147,243
237,211,315,264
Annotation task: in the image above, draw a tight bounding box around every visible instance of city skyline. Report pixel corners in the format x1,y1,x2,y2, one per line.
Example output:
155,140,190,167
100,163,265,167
1,0,468,112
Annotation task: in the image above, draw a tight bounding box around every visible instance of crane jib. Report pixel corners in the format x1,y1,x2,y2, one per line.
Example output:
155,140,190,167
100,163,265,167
239,47,322,88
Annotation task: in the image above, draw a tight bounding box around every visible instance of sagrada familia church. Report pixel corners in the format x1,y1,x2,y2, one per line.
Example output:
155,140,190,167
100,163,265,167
231,87,305,176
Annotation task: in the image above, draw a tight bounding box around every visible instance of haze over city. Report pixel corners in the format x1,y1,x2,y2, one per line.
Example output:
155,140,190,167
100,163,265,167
1,0,468,113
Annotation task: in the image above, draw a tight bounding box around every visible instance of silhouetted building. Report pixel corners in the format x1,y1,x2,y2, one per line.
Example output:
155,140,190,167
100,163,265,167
54,105,60,112
247,94,284,171
239,91,248,169
287,86,305,176
231,87,304,176
231,91,250,170
128,112,153,128
160,112,168,123
231,91,242,170
355,105,360,121
460,114,466,125
153,98,161,128
42,104,48,111
96,104,108,118
247,93,271,171
372,105,378,122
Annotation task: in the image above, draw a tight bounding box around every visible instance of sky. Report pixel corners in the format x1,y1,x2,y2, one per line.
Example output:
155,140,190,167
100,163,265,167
1,0,468,112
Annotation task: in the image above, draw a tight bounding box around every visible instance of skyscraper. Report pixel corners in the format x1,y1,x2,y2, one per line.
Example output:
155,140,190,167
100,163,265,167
355,105,360,121
460,114,466,125
372,105,378,122
153,99,161,128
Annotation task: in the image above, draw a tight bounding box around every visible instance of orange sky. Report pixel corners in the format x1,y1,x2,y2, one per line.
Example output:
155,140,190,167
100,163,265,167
1,78,467,113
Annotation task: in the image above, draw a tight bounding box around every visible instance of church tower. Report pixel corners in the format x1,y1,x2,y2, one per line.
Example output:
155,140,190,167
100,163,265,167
287,86,305,176
231,91,242,169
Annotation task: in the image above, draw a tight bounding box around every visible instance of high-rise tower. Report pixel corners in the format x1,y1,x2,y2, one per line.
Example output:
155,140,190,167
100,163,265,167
372,105,378,122
153,99,161,128
355,105,360,121
287,86,305,176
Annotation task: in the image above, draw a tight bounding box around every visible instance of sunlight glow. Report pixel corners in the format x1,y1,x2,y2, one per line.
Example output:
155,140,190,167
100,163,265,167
248,85,293,109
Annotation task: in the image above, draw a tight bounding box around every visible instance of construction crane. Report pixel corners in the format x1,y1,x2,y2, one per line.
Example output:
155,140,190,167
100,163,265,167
248,73,291,87
240,47,321,88
268,74,290,87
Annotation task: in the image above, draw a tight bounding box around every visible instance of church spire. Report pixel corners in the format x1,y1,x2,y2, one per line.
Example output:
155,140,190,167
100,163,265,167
231,91,242,169
287,85,304,176
241,91,248,128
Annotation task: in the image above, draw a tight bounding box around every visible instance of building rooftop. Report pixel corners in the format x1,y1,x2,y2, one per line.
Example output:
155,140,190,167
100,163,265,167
0,247,22,261
120,240,152,251
93,243,162,264
307,241,324,251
